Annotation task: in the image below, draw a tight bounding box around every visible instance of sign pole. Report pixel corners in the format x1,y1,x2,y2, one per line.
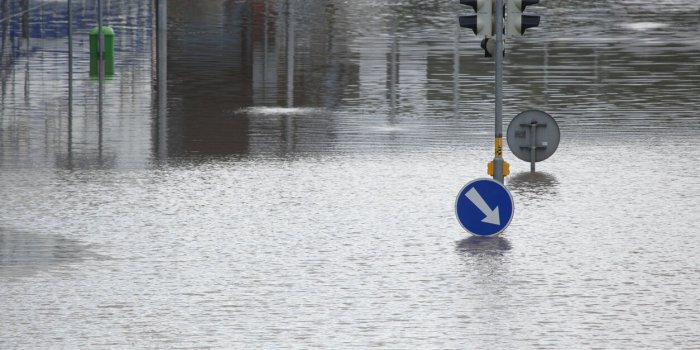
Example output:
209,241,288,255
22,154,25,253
530,122,537,172
493,0,505,184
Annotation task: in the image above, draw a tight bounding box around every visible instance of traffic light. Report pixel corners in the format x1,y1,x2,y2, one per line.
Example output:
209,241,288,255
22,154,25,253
505,0,540,36
459,0,494,37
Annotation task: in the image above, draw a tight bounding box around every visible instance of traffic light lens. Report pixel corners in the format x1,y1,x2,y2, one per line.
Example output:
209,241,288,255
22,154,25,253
521,15,540,34
460,0,479,11
459,16,479,35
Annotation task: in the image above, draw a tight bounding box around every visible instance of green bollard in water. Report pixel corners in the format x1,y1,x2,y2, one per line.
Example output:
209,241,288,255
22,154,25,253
89,26,115,78
90,58,115,79
89,26,115,59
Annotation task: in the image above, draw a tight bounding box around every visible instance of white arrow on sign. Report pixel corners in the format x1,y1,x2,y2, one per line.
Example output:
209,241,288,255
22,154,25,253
465,187,501,225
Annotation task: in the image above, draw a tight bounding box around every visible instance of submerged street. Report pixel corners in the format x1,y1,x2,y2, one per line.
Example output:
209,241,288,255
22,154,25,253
1,0,699,348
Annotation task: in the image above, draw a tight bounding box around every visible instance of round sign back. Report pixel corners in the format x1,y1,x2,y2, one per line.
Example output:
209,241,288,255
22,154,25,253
506,110,560,163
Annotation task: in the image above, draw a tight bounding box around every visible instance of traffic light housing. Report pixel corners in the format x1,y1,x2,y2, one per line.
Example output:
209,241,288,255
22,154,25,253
481,37,496,57
505,0,540,36
459,0,494,37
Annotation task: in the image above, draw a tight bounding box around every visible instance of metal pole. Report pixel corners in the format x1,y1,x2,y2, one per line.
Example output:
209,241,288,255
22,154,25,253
263,0,268,101
389,19,397,122
23,0,29,97
157,0,167,160
530,122,537,172
97,0,103,164
97,0,103,61
68,0,73,168
492,0,505,183
453,21,460,118
285,0,294,152
68,0,72,80
286,0,294,108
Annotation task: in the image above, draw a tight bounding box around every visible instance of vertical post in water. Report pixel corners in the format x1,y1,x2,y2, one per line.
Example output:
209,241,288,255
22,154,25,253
157,0,168,160
389,19,398,122
286,0,294,108
23,0,30,97
68,0,73,167
453,20,460,119
97,0,103,69
492,0,505,184
263,0,268,101
97,0,104,163
285,0,294,152
530,122,537,172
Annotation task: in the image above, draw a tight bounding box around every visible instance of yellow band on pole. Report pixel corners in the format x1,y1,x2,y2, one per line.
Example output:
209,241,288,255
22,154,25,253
495,137,503,157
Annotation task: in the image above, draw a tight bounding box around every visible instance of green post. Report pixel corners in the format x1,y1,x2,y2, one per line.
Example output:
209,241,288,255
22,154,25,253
89,26,115,78
89,26,114,59
90,58,115,78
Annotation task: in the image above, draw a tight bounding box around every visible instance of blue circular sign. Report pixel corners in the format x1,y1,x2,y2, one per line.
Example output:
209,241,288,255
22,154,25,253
455,178,514,236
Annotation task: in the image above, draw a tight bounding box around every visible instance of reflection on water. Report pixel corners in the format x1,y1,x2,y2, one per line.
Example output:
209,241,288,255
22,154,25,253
0,0,154,170
2,0,699,165
508,171,559,195
456,236,512,256
1,0,700,348
239,106,327,116
0,228,101,278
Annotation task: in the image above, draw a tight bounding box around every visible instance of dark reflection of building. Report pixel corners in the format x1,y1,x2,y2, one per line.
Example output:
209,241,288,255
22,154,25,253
4,0,696,167
164,0,354,158
154,0,700,158
165,1,251,157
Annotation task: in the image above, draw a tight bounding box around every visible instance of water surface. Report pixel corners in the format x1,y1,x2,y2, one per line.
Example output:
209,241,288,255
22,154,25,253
1,0,699,348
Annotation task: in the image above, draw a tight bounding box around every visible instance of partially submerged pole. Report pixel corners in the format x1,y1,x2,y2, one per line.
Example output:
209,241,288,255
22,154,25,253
492,0,505,184
97,0,103,164
157,0,168,160
97,0,103,75
286,0,294,108
530,122,537,172
68,0,73,168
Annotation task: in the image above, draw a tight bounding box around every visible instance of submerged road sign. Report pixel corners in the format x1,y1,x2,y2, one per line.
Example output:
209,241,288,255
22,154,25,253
507,110,560,172
455,178,514,236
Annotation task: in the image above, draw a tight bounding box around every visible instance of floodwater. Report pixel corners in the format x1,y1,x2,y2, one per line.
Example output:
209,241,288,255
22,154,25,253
2,0,700,348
